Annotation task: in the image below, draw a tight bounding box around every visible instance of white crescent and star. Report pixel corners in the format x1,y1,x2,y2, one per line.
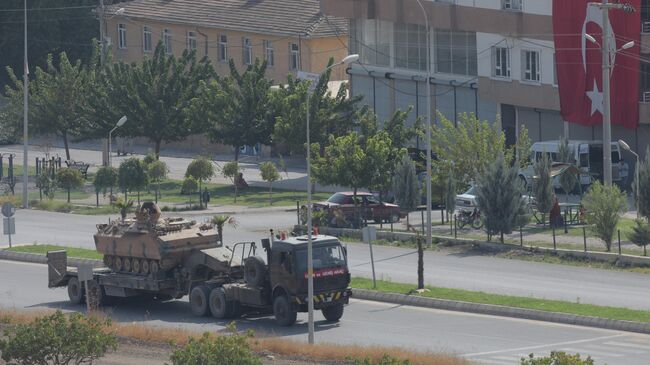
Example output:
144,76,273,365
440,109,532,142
581,4,617,117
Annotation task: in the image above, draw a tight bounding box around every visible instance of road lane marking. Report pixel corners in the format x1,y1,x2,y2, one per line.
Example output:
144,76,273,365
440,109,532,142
462,334,626,357
560,347,625,358
602,341,650,350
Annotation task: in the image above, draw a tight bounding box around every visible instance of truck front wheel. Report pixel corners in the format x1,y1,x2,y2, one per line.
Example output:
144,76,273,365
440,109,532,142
189,285,210,317
67,277,85,304
273,296,297,326
321,303,344,322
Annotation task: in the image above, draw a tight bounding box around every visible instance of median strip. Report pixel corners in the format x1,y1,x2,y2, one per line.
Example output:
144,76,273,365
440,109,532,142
4,245,650,335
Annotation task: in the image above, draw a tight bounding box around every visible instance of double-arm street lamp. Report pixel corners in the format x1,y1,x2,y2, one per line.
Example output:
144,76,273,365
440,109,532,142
108,116,128,167
305,53,359,344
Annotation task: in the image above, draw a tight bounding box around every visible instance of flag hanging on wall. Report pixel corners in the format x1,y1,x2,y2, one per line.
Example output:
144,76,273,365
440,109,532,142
553,0,641,129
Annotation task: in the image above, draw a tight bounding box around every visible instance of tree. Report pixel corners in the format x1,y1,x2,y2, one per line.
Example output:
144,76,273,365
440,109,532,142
431,113,531,189
532,153,554,227
582,182,627,252
194,59,273,161
628,219,650,256
392,154,420,227
476,153,529,243
222,161,241,203
118,157,148,202
557,136,578,200
56,167,84,203
211,215,238,245
35,170,56,201
5,52,90,160
260,161,281,205
520,351,594,365
445,172,457,220
185,157,214,209
148,160,168,204
114,198,134,220
272,60,362,155
105,43,213,158
0,310,117,365
634,147,650,220
181,177,199,206
93,166,118,207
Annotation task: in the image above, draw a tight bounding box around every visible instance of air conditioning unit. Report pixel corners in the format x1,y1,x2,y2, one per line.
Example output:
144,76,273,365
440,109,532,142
503,0,522,11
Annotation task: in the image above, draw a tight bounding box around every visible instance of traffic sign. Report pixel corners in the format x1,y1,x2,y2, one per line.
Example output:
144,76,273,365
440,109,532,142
3,217,15,235
297,71,320,93
78,265,94,282
2,202,15,218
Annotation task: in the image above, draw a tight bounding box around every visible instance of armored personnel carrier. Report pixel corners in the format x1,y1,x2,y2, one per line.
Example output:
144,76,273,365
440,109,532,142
94,202,220,275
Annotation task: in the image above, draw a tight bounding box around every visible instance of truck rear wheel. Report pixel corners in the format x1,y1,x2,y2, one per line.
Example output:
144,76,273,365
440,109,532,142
321,303,344,322
189,285,210,317
273,296,296,326
67,277,85,304
209,287,232,319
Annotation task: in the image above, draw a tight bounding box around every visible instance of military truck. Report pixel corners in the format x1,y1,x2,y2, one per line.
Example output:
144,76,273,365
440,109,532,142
47,202,351,326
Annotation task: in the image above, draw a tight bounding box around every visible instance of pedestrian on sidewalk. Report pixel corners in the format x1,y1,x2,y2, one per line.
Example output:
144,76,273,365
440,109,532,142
618,158,629,193
202,187,211,209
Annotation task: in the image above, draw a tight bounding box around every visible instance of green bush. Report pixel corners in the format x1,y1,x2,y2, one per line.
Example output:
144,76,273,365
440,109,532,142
351,354,411,365
520,351,593,365
169,324,260,365
583,181,627,251
0,311,117,365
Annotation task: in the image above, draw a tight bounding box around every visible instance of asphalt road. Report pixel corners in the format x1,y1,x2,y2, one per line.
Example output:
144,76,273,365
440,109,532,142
1,260,648,365
5,209,650,310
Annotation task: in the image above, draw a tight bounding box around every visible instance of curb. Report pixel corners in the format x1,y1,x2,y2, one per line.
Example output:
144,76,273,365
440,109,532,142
0,250,103,268
351,288,650,335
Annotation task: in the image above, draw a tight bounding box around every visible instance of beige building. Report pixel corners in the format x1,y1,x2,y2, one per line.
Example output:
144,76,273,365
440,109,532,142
104,0,349,81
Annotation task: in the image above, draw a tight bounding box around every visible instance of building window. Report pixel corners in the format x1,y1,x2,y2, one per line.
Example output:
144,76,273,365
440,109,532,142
264,40,274,66
163,29,172,54
218,35,228,62
435,29,477,76
502,0,522,10
289,43,300,70
492,47,510,78
187,31,197,51
242,38,252,65
118,23,126,49
522,50,541,82
394,23,427,71
143,26,152,52
362,20,392,67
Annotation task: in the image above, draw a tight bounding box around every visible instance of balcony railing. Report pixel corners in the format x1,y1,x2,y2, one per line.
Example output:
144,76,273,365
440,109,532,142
641,91,650,102
642,21,650,33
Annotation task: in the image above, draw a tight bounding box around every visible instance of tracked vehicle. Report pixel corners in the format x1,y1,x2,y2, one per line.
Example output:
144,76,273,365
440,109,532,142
48,202,351,326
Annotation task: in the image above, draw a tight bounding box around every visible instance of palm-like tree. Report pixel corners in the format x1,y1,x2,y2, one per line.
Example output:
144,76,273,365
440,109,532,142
211,215,237,244
114,198,134,220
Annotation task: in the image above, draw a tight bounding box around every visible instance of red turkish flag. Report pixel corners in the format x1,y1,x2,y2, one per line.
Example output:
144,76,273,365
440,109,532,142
553,0,641,129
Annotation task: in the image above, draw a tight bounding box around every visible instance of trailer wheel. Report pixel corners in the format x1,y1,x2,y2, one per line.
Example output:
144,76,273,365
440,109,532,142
209,287,232,319
189,285,210,317
321,303,344,322
273,296,296,326
85,280,105,308
244,256,267,287
67,277,85,304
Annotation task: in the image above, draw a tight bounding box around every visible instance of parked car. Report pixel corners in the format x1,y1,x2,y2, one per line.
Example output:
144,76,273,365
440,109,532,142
455,186,535,214
301,192,405,227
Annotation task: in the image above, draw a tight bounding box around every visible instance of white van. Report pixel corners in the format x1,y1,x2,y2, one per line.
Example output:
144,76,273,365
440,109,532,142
519,140,622,189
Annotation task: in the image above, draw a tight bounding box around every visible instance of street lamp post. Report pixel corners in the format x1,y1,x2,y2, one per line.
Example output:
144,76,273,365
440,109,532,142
305,53,359,344
108,116,128,167
586,1,636,186
618,139,640,219
22,0,28,209
414,0,432,250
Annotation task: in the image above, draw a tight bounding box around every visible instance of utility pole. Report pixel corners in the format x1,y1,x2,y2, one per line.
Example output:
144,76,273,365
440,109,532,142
99,0,105,65
22,0,28,209
590,0,635,186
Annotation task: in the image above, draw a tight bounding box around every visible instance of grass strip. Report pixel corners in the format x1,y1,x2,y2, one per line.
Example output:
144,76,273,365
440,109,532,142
351,277,650,323
6,245,103,260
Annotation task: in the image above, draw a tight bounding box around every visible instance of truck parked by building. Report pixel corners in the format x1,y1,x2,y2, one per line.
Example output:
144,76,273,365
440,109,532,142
47,202,351,326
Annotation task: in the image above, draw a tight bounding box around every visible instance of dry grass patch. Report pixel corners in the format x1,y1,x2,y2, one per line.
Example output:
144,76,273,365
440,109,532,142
0,308,470,365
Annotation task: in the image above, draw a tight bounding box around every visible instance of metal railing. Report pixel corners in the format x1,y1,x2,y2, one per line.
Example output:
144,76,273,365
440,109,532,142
642,21,650,33
641,91,650,102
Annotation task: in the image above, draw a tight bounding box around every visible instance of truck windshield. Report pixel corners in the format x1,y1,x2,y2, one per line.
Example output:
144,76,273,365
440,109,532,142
296,245,346,273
